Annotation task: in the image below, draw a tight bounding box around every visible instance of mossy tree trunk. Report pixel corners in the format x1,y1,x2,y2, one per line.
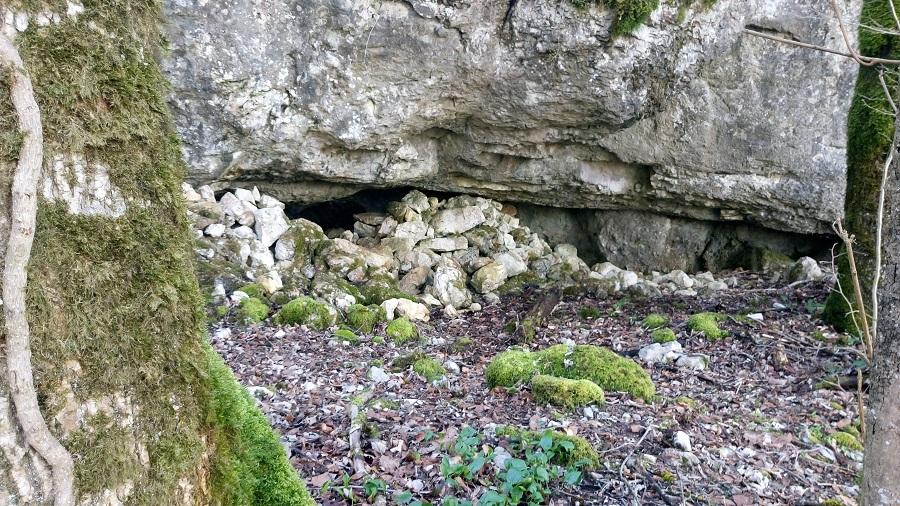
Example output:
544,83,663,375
0,2,312,504
863,100,900,505
823,0,900,334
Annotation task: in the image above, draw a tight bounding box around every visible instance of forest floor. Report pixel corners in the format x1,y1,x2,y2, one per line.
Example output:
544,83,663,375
211,271,863,506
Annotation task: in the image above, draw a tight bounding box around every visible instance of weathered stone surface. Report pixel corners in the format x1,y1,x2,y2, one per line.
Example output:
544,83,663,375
163,0,860,236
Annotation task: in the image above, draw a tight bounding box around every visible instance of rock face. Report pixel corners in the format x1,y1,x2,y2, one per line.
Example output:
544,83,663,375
162,0,860,237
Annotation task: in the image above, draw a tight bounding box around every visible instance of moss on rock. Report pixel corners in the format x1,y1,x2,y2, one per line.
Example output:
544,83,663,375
385,317,418,343
531,374,605,408
642,313,668,329
333,328,360,345
688,312,728,340
345,303,384,334
275,296,335,329
537,344,655,401
413,357,446,382
238,297,270,324
651,327,677,343
485,349,538,388
237,283,266,299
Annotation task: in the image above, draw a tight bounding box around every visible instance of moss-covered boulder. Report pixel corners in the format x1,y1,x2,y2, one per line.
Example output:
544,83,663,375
537,344,655,401
642,313,668,329
413,357,446,382
385,317,418,343
275,296,336,329
237,282,266,299
485,345,655,401
651,327,677,343
345,303,385,334
333,328,360,345
531,374,604,408
238,297,270,324
485,349,538,388
688,312,728,340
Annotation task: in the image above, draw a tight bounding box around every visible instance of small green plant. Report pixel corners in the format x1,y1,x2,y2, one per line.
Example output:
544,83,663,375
578,306,601,319
363,477,389,502
688,312,728,340
650,327,677,343
642,313,668,329
237,297,269,324
413,358,446,382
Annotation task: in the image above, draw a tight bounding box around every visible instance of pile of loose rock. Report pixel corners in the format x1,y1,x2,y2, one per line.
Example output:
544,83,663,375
185,184,825,320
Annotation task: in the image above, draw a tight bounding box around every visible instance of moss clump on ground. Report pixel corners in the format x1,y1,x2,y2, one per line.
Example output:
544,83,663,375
484,345,654,400
413,357,446,382
495,426,601,469
385,317,418,343
537,344,655,401
333,328,360,345
498,271,543,294
485,349,538,388
642,313,668,329
688,312,728,340
578,306,602,319
345,303,384,334
237,283,266,299
205,346,315,505
829,431,864,452
238,297,269,324
651,327,677,343
531,374,604,408
275,296,334,329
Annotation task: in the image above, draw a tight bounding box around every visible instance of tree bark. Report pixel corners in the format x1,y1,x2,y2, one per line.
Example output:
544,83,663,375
0,33,74,506
863,108,900,505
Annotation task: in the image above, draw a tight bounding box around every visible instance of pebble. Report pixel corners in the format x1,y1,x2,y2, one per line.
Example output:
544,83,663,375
674,430,692,452
369,366,390,384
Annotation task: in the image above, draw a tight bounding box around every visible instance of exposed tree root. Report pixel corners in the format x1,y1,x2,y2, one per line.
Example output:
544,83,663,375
0,33,75,506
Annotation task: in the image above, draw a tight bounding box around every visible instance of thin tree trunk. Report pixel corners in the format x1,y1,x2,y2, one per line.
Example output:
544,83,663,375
0,33,74,506
863,107,900,505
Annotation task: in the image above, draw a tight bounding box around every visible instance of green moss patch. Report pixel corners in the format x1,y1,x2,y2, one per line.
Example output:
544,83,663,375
204,346,314,505
238,297,270,324
531,374,604,408
237,283,266,299
570,0,660,35
412,357,446,382
385,317,418,343
333,328,360,345
345,303,384,334
651,327,677,343
688,312,728,340
537,344,655,401
275,296,335,329
495,426,600,469
485,345,654,401
485,349,538,388
642,313,668,329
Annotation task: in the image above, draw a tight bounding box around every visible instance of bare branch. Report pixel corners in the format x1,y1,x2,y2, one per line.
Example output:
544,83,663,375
0,33,75,506
889,0,900,34
742,28,900,66
878,69,898,115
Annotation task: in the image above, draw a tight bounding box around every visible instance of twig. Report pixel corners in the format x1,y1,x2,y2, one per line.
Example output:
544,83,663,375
348,391,374,475
742,28,900,66
0,33,75,506
870,124,896,348
618,424,655,506
878,69,898,115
